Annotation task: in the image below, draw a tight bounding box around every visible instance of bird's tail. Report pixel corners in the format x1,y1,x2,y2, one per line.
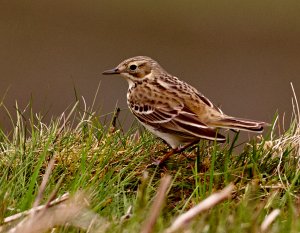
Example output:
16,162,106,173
213,116,268,133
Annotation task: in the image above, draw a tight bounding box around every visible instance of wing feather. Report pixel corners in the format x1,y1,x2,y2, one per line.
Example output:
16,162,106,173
131,104,225,142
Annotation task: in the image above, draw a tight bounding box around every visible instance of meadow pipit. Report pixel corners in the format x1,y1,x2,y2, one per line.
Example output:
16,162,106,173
103,56,267,165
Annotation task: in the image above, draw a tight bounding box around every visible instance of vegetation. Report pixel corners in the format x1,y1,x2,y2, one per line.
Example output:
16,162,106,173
0,88,299,233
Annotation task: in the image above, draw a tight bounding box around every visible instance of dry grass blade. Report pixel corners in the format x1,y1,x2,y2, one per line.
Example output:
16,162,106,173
165,184,234,233
141,175,172,233
56,101,79,137
7,192,107,233
260,209,280,233
3,193,69,224
33,156,56,208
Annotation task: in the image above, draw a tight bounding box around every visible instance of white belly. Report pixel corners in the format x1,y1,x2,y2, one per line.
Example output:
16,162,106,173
139,121,183,149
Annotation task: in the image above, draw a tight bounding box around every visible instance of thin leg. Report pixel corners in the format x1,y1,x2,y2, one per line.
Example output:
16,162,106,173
154,149,176,166
152,140,200,166
174,140,200,154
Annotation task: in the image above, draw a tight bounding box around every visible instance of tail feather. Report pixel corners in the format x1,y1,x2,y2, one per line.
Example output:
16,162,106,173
215,117,268,133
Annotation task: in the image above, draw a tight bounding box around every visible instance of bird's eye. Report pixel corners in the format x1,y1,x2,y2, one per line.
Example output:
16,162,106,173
129,65,137,71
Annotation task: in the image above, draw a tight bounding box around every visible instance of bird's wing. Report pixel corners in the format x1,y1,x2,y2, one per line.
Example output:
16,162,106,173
195,92,224,114
131,103,225,142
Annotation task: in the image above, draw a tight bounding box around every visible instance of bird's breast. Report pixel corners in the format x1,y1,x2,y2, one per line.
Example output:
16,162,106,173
127,82,183,110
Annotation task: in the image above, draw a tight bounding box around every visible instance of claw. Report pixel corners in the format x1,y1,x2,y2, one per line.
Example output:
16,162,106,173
147,140,200,167
146,158,163,168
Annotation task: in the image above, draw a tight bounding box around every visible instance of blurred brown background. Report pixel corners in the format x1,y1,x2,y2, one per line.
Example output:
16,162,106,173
0,0,299,131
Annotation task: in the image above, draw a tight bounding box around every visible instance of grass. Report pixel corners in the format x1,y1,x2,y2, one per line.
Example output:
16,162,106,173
0,89,299,232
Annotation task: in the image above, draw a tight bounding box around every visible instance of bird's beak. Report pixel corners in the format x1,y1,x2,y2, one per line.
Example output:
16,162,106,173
102,68,120,75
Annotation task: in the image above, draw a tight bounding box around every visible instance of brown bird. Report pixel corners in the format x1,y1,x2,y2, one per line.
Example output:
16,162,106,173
103,56,267,165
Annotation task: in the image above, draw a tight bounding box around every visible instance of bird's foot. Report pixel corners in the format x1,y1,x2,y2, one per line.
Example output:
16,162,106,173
146,158,166,168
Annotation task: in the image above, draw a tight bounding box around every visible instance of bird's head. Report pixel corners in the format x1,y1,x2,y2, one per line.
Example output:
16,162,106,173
102,56,164,83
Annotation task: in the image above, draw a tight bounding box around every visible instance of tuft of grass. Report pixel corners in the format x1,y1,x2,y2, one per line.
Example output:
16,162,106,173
0,86,299,232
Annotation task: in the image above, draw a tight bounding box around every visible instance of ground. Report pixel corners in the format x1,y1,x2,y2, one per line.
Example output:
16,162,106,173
0,99,299,233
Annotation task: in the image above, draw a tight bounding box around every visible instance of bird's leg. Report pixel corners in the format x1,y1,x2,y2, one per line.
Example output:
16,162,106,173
153,148,176,166
152,140,200,166
174,140,200,154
